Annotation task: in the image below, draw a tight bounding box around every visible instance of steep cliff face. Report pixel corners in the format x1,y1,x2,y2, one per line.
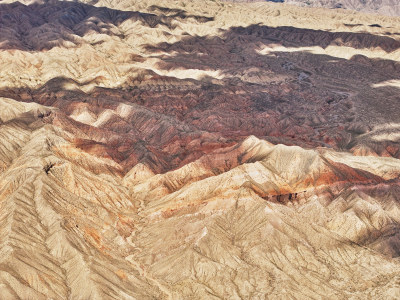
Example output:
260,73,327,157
0,0,400,299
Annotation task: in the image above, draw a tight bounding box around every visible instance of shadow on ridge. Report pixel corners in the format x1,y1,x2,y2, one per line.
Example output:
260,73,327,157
148,5,214,23
2,17,400,169
143,23,400,98
141,22,400,152
146,23,400,54
0,0,213,51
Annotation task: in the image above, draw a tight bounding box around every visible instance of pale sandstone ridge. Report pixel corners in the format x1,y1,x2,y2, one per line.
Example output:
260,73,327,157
0,0,400,299
1,99,400,299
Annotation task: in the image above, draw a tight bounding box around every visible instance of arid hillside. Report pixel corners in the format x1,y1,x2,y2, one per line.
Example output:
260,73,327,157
0,0,400,299
227,0,400,17
285,0,400,16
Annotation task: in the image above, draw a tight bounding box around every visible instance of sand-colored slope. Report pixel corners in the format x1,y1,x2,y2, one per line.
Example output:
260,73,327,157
0,98,400,298
1,0,400,166
284,0,400,17
0,99,166,299
0,0,400,298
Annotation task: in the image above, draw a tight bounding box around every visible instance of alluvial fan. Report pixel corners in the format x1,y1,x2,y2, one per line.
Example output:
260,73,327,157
0,0,400,299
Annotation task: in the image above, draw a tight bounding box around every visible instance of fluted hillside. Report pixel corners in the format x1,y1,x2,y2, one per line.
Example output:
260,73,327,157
0,0,400,298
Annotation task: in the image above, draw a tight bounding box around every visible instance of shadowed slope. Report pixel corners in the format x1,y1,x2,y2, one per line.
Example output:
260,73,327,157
284,0,400,17
2,18,400,172
1,0,400,298
0,0,204,51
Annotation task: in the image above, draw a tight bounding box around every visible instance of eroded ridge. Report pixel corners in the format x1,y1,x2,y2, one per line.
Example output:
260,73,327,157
0,0,400,298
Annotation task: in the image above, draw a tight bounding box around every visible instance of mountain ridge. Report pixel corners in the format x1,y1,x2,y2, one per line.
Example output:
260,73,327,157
0,0,400,298
223,0,400,17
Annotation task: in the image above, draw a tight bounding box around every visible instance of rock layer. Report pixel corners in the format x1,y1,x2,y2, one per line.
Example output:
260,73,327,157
0,0,400,299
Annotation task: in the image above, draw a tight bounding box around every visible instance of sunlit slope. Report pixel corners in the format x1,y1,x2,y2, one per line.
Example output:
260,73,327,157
0,98,400,298
0,0,400,298
1,0,400,165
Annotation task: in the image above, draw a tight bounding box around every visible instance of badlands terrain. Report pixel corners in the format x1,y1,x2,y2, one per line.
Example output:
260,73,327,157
231,0,400,17
276,0,400,17
0,0,400,298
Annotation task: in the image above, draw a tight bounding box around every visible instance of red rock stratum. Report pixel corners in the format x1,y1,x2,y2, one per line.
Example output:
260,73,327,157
0,0,400,299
